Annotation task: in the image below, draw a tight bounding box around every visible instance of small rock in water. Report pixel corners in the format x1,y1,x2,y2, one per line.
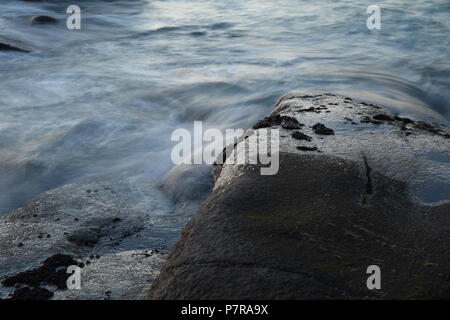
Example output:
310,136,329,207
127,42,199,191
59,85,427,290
281,116,303,129
253,114,282,129
30,16,58,24
291,131,312,141
312,123,334,135
190,31,207,37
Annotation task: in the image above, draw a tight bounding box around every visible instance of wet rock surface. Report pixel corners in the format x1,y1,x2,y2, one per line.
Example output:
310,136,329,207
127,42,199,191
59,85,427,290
148,91,450,299
0,177,170,300
52,249,165,300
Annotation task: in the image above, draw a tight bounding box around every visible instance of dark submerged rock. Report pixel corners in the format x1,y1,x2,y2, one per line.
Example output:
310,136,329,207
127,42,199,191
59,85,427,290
30,15,58,25
0,43,29,53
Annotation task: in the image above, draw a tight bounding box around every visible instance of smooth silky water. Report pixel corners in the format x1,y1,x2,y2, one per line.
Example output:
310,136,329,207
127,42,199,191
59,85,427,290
1,0,449,246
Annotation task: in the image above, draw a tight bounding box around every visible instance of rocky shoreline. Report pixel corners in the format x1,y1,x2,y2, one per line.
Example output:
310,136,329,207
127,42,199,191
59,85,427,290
1,92,449,300
148,92,450,299
0,177,171,300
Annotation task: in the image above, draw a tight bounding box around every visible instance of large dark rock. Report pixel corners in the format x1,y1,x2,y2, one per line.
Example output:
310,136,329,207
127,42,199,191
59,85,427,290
148,92,450,299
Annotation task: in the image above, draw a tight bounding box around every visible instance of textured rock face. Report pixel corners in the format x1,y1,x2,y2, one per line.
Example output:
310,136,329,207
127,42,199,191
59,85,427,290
148,92,450,299
0,178,168,300
52,250,165,300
